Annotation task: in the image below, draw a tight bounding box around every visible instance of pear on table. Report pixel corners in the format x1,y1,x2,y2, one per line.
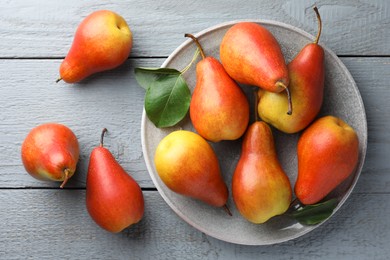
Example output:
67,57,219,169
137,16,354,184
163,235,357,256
86,128,144,233
295,116,359,205
232,121,292,223
220,22,292,115
154,130,231,215
57,10,132,83
186,33,249,142
21,123,79,188
258,6,325,133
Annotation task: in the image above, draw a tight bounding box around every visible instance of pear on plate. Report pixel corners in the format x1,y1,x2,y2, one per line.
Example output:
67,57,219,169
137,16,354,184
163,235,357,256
186,33,249,142
258,6,325,133
154,130,230,214
295,116,359,205
232,121,292,223
220,22,292,114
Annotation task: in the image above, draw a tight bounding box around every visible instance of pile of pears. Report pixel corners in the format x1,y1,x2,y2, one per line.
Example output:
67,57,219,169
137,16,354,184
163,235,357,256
155,7,359,224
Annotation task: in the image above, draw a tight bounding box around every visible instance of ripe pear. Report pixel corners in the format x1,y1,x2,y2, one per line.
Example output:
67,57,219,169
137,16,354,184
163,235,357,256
86,129,144,233
258,6,325,133
21,123,79,188
232,121,292,223
57,10,132,83
220,22,292,114
185,34,249,142
154,130,230,213
295,116,359,205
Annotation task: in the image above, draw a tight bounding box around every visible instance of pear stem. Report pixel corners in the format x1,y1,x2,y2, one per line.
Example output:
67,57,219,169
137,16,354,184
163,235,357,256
185,33,206,59
223,204,233,216
100,128,108,147
60,168,71,188
313,6,322,44
56,77,62,83
276,82,293,115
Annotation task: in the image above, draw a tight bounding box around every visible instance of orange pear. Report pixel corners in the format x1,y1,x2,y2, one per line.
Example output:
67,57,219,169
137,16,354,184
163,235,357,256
57,10,132,83
186,34,249,142
232,121,292,223
220,22,292,114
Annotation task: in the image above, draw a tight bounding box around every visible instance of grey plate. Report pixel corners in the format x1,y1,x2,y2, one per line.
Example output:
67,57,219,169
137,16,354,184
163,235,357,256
141,20,367,245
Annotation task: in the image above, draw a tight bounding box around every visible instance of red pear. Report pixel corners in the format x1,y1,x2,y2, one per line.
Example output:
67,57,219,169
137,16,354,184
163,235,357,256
21,123,79,188
295,116,359,205
86,128,144,233
258,6,325,133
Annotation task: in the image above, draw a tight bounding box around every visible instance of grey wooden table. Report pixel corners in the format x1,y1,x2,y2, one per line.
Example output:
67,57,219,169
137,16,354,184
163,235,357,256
1,1,389,259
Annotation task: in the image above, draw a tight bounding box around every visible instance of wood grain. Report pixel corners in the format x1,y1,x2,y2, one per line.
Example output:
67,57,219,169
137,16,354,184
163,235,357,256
0,1,389,258
0,190,388,259
0,58,388,191
0,0,388,58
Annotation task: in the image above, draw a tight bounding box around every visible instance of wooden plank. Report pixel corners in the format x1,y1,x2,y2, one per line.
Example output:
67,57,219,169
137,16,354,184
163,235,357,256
0,58,154,188
341,57,390,194
0,0,388,57
0,57,389,191
0,190,388,259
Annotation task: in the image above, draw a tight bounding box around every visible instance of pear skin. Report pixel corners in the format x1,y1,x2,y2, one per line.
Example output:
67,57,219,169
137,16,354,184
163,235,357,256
86,129,144,233
295,116,359,205
220,22,289,93
186,34,249,142
21,123,79,188
232,121,292,223
258,6,325,133
58,10,132,83
154,130,228,208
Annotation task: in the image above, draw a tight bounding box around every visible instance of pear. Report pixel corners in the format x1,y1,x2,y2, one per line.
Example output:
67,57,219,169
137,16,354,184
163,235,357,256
220,22,292,114
185,33,249,142
86,129,144,233
295,116,359,205
57,10,132,83
232,121,292,223
258,6,325,133
154,130,230,214
21,123,79,188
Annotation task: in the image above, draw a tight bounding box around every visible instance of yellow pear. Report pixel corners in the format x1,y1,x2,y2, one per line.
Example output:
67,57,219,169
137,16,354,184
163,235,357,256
154,130,229,210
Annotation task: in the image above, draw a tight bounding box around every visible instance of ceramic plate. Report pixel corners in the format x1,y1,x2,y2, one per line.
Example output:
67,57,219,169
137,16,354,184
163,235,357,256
141,20,367,245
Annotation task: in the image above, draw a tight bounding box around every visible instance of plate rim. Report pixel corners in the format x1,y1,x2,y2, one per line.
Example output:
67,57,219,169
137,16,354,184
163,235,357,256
140,19,368,245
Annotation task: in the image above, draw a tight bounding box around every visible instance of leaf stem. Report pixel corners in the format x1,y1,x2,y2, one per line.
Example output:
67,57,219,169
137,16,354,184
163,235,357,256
180,48,200,75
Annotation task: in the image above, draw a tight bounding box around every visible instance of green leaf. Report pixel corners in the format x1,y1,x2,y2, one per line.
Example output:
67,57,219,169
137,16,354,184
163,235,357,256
135,67,181,90
289,198,339,225
144,73,191,128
